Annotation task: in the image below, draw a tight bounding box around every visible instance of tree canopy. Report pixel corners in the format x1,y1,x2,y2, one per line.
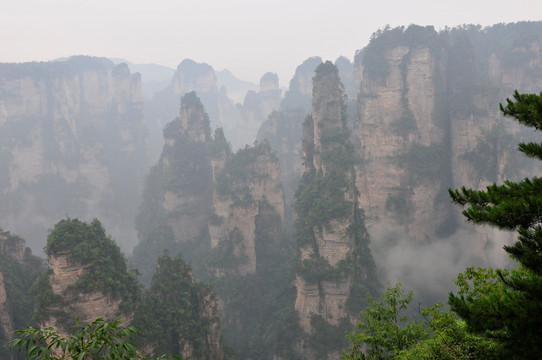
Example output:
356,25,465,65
448,90,542,358
342,281,428,360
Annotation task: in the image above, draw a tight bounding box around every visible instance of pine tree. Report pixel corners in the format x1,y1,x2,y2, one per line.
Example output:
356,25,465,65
448,90,542,359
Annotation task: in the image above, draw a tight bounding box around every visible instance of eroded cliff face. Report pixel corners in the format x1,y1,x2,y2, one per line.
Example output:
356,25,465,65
0,229,42,357
43,252,124,329
354,43,450,241
353,24,542,243
446,26,542,254
351,23,542,294
209,141,285,276
0,57,146,251
293,61,376,359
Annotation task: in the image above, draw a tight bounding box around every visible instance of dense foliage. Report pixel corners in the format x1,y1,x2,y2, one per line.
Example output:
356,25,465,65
343,281,500,360
38,218,140,318
343,281,428,360
356,25,442,81
397,301,500,360
448,90,542,358
132,253,224,359
0,230,43,356
209,197,299,359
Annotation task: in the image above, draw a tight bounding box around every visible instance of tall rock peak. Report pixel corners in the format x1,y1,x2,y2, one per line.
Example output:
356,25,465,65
281,56,322,111
134,93,289,357
131,253,226,360
172,59,217,95
32,218,140,332
353,25,450,241
164,91,215,143
134,92,214,282
259,72,279,92
293,61,376,359
310,61,348,174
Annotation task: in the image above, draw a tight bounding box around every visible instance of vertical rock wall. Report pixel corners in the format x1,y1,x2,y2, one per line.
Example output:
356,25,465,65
293,61,376,359
353,24,542,251
0,57,146,252
354,42,450,240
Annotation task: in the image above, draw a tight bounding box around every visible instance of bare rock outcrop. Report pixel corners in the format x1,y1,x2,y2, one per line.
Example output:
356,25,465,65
354,39,449,241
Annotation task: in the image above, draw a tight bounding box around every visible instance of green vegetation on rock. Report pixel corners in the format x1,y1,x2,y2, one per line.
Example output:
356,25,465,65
133,253,224,359
448,91,542,358
396,142,445,183
209,198,297,360
343,281,500,360
294,64,377,300
356,25,442,81
0,230,43,356
38,218,140,317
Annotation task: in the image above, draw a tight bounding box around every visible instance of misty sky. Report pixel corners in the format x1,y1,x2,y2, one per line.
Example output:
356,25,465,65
1,0,541,85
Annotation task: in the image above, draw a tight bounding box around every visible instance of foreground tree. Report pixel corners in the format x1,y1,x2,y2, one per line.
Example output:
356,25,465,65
132,253,226,360
8,318,179,360
342,281,428,360
398,281,500,359
448,90,542,358
342,281,500,360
